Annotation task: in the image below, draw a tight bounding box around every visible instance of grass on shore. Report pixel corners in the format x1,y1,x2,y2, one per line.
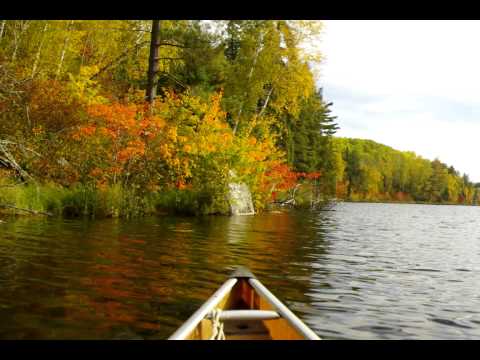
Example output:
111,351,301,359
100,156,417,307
0,179,232,218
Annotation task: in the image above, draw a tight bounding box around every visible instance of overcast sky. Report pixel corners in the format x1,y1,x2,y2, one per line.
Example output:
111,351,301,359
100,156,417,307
315,20,480,182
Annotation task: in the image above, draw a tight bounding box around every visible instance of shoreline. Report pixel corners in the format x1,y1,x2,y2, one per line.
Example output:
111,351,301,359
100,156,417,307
1,198,478,222
339,199,479,207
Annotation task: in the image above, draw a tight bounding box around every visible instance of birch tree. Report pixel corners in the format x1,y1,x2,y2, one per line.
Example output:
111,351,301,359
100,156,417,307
0,20,6,41
31,22,49,78
55,20,74,79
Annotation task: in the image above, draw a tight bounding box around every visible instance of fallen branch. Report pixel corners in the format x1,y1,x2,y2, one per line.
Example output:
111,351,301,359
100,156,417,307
0,203,53,216
0,179,29,188
0,140,36,182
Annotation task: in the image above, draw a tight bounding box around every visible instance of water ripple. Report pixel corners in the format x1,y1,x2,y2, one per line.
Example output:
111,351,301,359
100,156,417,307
1,203,480,339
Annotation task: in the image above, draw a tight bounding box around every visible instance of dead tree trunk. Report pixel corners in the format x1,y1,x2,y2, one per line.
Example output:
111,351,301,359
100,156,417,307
146,20,161,105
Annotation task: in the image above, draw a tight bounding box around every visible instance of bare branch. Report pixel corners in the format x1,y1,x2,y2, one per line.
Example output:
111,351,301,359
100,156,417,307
154,57,183,61
90,40,150,80
159,41,186,48
158,72,189,90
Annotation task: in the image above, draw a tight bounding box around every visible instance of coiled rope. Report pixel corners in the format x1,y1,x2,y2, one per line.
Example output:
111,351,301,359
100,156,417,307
208,309,225,340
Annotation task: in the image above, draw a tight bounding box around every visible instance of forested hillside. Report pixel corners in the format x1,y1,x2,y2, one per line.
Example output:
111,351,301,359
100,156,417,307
332,138,480,205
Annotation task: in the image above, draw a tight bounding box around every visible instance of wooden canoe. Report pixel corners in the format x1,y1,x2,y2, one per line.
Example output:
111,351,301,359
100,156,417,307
168,267,320,340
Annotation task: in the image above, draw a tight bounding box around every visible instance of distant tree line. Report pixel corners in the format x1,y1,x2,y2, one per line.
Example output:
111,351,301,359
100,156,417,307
332,138,479,205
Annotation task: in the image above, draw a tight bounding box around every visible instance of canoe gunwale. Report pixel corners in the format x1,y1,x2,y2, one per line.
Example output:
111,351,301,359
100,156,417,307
248,278,321,340
168,278,238,340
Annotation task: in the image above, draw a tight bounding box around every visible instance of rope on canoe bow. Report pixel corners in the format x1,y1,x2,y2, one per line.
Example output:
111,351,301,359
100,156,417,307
208,309,225,340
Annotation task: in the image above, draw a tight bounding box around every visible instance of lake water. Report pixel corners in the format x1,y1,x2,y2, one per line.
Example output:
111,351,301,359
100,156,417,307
1,202,480,339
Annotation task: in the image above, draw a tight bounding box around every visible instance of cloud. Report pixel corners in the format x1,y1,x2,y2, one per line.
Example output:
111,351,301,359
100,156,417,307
315,20,480,182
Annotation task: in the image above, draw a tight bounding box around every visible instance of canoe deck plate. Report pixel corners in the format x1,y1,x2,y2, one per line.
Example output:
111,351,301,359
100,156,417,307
223,320,272,340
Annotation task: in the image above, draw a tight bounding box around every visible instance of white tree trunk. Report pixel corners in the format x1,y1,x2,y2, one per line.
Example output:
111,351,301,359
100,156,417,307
31,22,49,78
80,30,90,67
258,86,273,117
0,20,6,40
55,20,74,79
11,20,29,62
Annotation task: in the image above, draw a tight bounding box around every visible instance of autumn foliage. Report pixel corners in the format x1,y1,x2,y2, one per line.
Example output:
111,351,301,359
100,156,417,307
14,80,304,215
0,61,324,217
